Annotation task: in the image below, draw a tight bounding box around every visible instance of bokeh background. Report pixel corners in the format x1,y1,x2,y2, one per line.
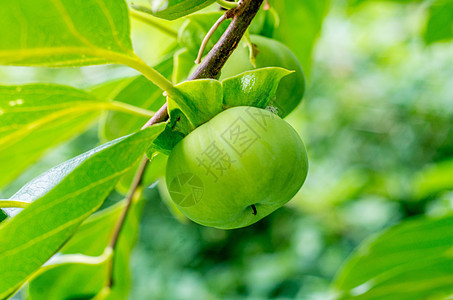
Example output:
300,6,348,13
2,0,452,299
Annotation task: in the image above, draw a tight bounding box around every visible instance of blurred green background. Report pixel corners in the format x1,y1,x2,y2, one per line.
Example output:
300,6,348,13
2,0,452,299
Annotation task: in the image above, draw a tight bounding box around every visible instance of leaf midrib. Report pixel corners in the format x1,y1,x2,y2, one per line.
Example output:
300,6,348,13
0,104,107,148
0,46,137,66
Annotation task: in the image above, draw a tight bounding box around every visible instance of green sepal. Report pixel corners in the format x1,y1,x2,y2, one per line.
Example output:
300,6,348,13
167,79,224,132
166,67,292,136
146,125,185,157
222,67,293,109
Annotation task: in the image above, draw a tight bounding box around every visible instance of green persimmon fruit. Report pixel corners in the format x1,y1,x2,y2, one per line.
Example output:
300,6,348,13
166,106,308,229
221,35,306,117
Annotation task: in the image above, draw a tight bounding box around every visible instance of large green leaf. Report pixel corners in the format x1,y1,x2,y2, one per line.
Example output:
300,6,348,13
270,0,330,75
27,253,112,300
333,215,453,300
0,124,165,298
0,84,109,187
133,0,216,20
27,202,125,299
89,77,137,102
0,0,134,67
424,0,453,44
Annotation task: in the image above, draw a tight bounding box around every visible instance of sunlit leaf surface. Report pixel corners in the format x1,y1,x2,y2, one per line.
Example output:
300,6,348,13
0,0,134,66
0,124,165,298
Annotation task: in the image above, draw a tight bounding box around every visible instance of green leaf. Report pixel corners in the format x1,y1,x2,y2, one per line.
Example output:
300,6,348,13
270,0,330,75
99,56,173,142
413,159,453,199
167,79,224,133
0,0,136,67
27,202,125,299
27,252,112,300
222,67,293,109
116,153,169,195
89,77,137,102
28,171,158,298
424,0,453,44
333,215,453,300
0,124,165,298
173,48,195,83
0,84,108,187
61,204,123,255
146,125,185,156
133,0,216,21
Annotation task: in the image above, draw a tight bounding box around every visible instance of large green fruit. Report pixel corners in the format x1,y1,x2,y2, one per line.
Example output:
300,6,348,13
166,106,308,229
221,35,306,117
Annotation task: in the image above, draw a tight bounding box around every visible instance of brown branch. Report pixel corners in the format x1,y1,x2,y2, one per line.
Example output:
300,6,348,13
107,155,148,287
141,103,169,128
189,0,264,80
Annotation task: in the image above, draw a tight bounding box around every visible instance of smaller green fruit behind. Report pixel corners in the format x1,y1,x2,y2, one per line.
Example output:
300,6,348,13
166,106,308,229
221,35,306,118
